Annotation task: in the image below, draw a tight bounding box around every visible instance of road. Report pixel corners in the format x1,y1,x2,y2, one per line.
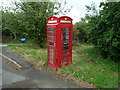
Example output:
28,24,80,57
1,46,77,89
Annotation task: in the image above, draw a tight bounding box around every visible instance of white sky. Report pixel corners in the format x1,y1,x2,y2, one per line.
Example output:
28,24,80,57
1,0,106,24
64,0,106,24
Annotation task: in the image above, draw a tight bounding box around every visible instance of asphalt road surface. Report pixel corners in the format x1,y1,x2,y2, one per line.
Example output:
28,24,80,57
1,47,77,89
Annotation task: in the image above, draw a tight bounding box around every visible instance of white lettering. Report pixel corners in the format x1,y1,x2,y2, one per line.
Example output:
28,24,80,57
60,20,71,23
48,20,57,23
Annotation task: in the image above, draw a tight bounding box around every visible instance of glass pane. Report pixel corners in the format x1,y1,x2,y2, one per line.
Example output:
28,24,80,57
48,28,54,31
50,55,54,59
62,55,69,65
63,37,69,41
49,42,54,46
48,33,54,36
63,55,69,59
62,60,68,65
49,47,54,50
63,28,69,31
48,37,54,41
63,32,69,36
63,50,70,54
50,58,54,64
50,51,54,55
63,42,69,46
63,46,69,50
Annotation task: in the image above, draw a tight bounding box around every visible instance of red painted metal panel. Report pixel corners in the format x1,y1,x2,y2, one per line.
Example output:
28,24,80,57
47,15,73,70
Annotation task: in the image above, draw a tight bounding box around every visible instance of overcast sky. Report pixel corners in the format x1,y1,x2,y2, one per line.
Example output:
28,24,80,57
64,0,106,24
1,0,106,24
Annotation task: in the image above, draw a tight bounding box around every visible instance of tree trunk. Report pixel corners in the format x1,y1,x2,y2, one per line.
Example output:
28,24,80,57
13,32,17,40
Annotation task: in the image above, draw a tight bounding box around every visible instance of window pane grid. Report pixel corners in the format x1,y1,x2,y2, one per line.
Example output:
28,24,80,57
48,28,54,31
62,28,70,31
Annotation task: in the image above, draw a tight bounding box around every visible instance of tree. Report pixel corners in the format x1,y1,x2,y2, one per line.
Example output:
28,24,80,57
16,1,70,47
2,8,25,40
73,21,88,43
85,2,120,61
18,2,60,47
2,1,71,47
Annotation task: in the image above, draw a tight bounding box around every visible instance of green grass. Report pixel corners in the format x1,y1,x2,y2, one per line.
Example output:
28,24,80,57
8,40,21,43
7,44,47,67
3,39,35,44
60,44,118,88
7,43,118,88
0,39,2,42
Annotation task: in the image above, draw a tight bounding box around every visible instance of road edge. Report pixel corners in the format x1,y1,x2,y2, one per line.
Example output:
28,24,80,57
0,53,22,69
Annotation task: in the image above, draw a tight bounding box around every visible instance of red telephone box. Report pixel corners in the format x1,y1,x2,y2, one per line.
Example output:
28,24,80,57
47,15,73,70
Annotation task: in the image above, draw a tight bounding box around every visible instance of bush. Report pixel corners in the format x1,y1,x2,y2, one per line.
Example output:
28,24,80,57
86,2,120,61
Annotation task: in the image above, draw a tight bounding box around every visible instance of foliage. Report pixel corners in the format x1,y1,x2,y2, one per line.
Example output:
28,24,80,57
73,21,88,43
72,22,79,46
2,1,70,47
2,10,24,39
85,2,120,61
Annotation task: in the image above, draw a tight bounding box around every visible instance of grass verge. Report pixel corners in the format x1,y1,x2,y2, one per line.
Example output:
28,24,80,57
3,39,35,44
7,43,118,88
